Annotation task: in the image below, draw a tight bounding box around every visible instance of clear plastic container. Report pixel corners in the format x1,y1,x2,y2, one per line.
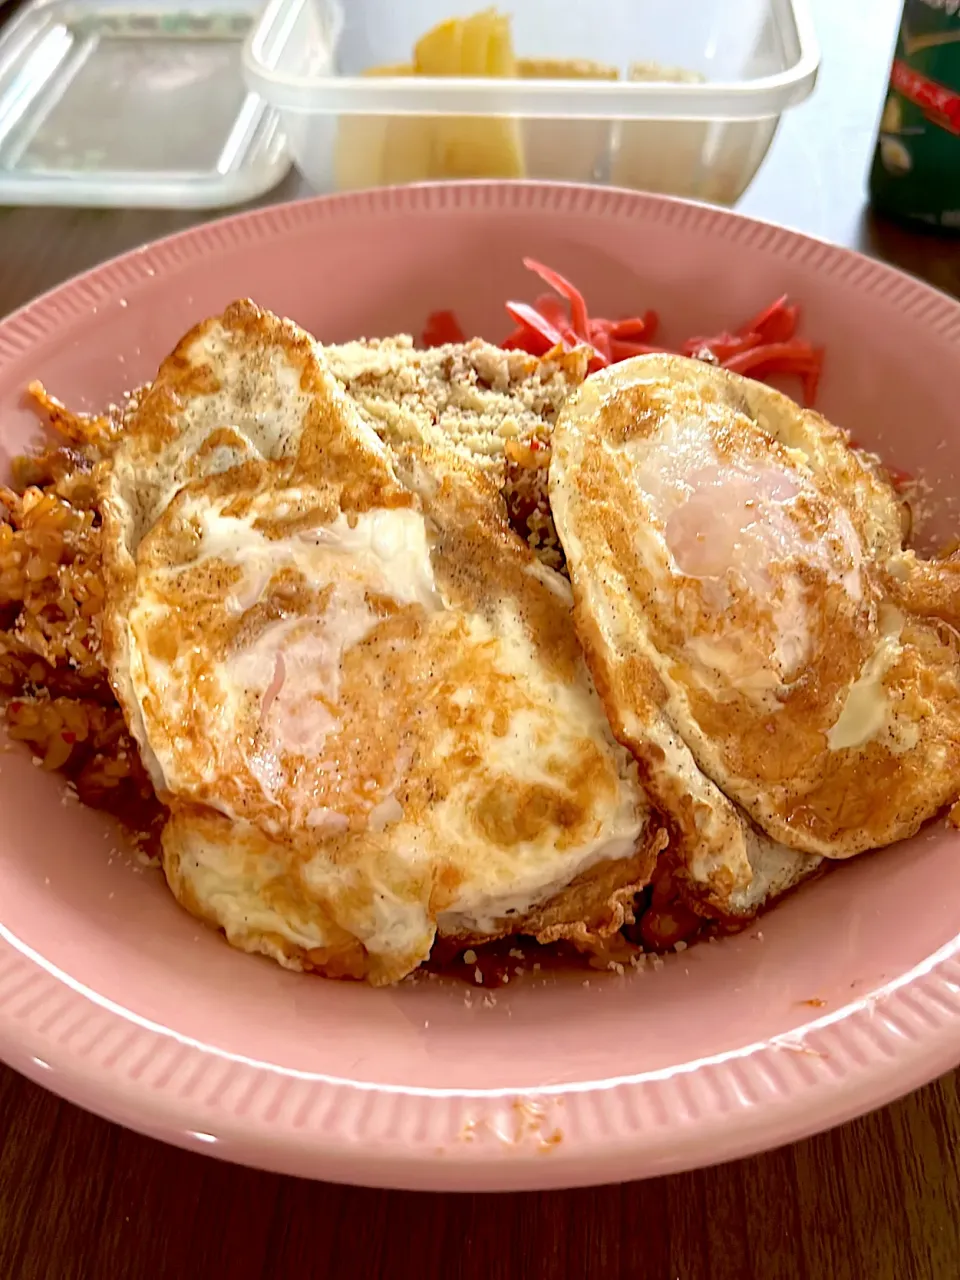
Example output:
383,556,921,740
243,0,819,205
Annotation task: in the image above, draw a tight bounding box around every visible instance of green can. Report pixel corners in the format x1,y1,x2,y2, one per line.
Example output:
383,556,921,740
869,0,960,230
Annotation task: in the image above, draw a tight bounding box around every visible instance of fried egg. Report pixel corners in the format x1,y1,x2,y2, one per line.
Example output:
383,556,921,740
100,301,662,983
550,354,960,915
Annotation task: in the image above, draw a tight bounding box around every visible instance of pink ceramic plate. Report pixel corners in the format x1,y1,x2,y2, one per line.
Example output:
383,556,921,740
0,183,958,1192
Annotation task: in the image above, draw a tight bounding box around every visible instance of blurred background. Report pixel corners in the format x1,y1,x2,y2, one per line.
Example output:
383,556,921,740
1,0,957,312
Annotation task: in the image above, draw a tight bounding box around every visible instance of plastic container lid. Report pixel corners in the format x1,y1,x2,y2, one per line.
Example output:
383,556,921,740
0,0,295,208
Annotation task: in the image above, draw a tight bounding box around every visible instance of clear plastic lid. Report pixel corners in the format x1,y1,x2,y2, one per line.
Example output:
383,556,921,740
0,0,295,208
244,0,819,121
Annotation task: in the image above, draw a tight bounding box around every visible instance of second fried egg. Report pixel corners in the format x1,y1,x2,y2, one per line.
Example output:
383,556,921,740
550,354,960,908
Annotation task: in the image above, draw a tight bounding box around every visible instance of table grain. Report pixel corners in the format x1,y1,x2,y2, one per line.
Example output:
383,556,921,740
2,1,960,1277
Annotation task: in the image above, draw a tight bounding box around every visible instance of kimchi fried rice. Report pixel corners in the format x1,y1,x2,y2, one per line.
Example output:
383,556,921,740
0,387,165,845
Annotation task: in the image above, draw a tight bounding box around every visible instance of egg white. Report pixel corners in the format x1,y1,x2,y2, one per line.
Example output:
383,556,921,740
100,301,657,983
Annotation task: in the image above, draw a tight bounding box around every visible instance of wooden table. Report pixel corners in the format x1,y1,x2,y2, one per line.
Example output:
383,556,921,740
2,1,960,1276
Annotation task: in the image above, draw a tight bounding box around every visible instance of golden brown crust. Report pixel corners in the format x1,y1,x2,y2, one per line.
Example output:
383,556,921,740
885,549,960,630
163,801,667,984
163,799,667,985
521,823,667,944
